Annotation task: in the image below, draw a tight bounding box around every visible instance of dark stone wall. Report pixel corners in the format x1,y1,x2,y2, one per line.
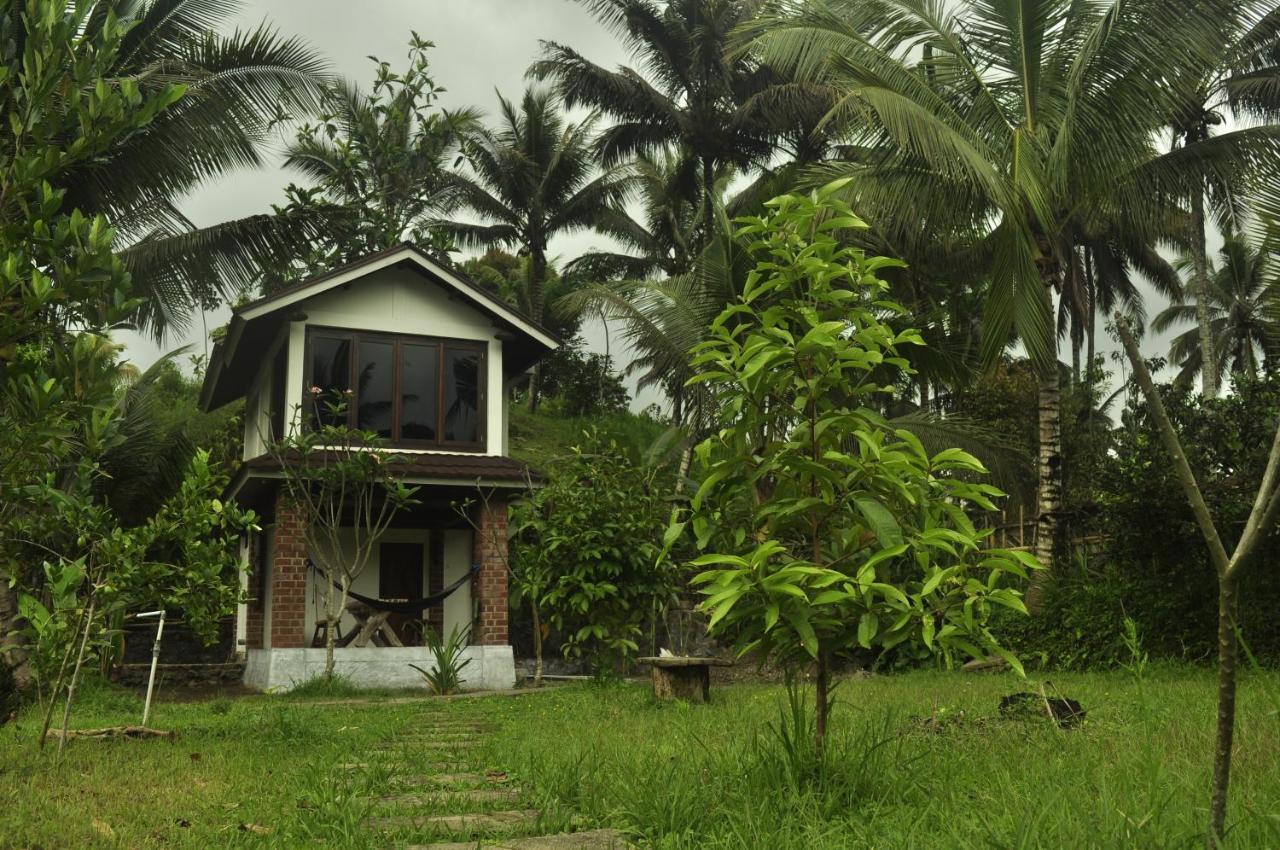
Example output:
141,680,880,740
121,616,235,665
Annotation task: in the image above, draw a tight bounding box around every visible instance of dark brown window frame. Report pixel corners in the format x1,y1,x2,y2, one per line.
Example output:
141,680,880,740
302,326,487,452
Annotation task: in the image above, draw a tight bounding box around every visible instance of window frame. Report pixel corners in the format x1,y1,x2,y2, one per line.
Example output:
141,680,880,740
302,326,487,452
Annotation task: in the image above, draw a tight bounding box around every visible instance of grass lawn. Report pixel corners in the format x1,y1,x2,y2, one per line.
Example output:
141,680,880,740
1,667,1278,849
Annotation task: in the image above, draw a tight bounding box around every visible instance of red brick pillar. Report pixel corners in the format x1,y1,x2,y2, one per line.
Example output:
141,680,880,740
269,495,308,649
472,494,509,646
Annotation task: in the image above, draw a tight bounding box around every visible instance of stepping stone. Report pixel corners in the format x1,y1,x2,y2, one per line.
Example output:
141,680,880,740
340,761,470,772
411,828,628,849
397,735,480,744
368,809,539,834
371,788,521,806
379,739,479,750
395,773,507,788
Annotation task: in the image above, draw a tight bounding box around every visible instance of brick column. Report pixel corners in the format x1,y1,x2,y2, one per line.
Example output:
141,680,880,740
269,495,308,649
471,494,509,646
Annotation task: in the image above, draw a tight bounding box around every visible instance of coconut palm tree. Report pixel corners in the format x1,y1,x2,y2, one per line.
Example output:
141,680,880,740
564,201,748,426
267,37,479,288
440,87,631,410
1154,236,1280,386
746,0,1265,585
38,0,330,337
1056,224,1182,390
530,0,775,245
565,151,705,284
1166,1,1280,398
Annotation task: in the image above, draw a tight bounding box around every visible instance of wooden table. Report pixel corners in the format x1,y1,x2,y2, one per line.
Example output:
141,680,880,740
637,656,733,703
345,601,404,647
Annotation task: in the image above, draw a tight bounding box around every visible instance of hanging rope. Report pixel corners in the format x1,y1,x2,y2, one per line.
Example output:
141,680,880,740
306,559,479,615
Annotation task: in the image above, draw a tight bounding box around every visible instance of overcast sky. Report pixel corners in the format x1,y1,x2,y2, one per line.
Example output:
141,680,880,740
115,0,668,404
115,0,1193,413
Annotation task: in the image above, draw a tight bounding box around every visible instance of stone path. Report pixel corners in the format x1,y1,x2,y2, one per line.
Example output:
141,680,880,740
347,709,626,849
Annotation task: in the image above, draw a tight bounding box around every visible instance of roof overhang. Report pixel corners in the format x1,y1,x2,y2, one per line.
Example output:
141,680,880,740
200,243,561,411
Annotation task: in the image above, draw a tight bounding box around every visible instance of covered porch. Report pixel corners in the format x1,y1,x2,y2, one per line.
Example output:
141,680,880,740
233,471,517,692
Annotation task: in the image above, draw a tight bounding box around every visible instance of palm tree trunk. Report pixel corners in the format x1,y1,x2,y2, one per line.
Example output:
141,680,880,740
1189,164,1219,399
1028,254,1064,611
701,158,715,249
919,376,931,411
527,247,548,413
1085,248,1096,410
1071,332,1081,388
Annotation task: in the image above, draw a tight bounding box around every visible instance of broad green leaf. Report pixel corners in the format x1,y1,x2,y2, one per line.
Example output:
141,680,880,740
854,496,903,547
857,611,878,648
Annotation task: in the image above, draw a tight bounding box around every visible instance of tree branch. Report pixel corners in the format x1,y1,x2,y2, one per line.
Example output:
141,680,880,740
1113,314,1231,577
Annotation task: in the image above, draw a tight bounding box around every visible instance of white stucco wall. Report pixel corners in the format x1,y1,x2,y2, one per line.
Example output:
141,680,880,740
270,268,506,453
243,644,515,692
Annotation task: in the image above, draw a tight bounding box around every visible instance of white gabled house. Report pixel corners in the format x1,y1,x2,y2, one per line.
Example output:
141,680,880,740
199,243,559,691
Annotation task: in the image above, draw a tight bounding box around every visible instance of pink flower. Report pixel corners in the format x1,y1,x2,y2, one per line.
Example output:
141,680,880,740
309,385,322,394
343,388,354,396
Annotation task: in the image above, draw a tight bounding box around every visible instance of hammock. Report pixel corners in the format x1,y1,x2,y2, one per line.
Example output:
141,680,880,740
307,559,479,615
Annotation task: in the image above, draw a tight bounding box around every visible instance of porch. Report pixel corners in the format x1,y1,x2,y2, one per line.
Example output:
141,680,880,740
235,482,514,692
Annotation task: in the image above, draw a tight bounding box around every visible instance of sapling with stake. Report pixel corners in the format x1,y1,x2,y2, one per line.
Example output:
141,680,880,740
1113,314,1280,847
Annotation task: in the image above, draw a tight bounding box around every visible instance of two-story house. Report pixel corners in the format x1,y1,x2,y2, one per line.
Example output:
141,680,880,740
199,243,559,691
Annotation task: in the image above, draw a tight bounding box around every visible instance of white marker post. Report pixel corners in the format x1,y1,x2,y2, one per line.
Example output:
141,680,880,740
136,610,166,726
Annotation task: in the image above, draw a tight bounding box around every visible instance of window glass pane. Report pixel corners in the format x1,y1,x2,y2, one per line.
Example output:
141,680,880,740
356,340,395,438
308,336,351,428
400,343,439,441
443,348,481,443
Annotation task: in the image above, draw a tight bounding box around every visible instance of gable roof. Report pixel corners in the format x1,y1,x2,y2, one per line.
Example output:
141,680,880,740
199,243,561,411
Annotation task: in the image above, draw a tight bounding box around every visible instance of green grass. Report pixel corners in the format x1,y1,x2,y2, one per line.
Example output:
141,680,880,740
1,668,1278,848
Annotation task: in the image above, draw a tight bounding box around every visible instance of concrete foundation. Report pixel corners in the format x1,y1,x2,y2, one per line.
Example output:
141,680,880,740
243,645,516,692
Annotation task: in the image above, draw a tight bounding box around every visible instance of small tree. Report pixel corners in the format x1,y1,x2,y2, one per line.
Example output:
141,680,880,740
0,0,185,691
267,391,418,679
17,449,255,749
1113,315,1280,847
511,433,679,673
679,183,1033,756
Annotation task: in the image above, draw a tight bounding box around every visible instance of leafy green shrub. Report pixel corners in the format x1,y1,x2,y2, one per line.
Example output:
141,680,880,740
1000,374,1280,669
537,338,630,417
510,430,679,669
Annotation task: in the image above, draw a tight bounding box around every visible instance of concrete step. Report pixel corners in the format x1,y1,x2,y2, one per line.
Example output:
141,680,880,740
407,828,628,849
371,788,521,807
368,809,539,835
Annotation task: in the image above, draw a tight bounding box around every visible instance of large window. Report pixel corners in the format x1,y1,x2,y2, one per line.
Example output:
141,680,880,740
305,328,485,449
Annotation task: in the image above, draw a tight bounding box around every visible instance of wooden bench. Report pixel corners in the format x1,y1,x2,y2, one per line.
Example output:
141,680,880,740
637,656,733,703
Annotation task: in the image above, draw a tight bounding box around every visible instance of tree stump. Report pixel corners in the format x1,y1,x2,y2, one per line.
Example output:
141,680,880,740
637,657,733,703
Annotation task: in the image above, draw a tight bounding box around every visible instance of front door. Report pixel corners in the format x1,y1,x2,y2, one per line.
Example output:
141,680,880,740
379,542,425,646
